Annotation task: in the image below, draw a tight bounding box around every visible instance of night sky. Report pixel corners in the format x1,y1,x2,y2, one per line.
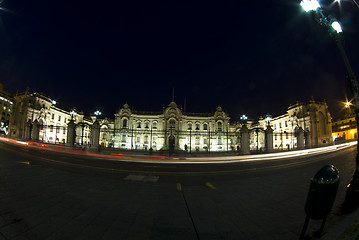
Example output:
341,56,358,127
0,0,358,121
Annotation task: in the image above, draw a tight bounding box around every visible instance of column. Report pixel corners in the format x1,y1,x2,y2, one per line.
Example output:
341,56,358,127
265,126,274,153
66,120,76,146
91,120,100,148
297,127,305,149
240,124,250,155
25,120,32,140
31,120,40,141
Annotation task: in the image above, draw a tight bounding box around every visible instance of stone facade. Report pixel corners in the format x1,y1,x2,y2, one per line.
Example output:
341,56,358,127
8,90,332,153
0,84,13,134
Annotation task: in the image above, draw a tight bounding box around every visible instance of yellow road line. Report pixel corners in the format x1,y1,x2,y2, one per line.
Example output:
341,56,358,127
18,161,30,165
205,182,216,190
177,183,182,191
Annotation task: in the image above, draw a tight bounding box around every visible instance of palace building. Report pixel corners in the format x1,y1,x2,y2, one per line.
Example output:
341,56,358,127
8,89,333,153
0,84,13,135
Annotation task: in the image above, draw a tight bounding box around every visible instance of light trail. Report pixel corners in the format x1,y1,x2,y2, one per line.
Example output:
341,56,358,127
0,136,356,164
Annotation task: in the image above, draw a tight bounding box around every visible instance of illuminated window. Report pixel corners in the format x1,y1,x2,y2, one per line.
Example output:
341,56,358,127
195,136,200,145
218,122,222,131
203,123,208,130
188,123,192,130
152,122,157,129
169,120,175,129
123,119,128,128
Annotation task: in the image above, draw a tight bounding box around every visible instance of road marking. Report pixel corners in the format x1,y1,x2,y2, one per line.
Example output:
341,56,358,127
123,175,159,182
177,183,182,191
18,161,30,165
205,182,216,190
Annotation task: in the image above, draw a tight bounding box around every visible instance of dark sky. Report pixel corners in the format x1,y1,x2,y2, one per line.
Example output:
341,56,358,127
0,0,358,121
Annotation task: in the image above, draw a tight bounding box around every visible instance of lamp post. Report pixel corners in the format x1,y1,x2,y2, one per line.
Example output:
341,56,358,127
300,0,359,210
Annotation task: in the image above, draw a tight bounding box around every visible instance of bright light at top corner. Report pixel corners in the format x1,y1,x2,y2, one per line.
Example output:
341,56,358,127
300,0,321,12
52,100,56,105
331,21,343,33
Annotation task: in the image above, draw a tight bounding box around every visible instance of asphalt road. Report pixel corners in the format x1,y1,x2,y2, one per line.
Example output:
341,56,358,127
0,141,358,239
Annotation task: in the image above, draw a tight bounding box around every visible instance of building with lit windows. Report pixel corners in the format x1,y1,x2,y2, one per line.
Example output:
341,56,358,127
0,84,13,135
332,103,357,142
9,91,92,144
8,89,332,153
104,102,231,152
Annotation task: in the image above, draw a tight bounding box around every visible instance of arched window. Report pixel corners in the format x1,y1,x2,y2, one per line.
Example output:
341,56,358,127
188,123,192,130
203,123,208,130
152,122,157,129
195,123,200,130
123,119,128,128
218,122,222,131
137,121,141,128
169,120,176,129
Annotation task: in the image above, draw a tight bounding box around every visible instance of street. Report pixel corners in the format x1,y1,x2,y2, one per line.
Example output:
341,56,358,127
0,141,357,240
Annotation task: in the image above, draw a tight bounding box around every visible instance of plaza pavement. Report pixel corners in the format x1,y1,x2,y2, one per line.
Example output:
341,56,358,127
1,140,359,239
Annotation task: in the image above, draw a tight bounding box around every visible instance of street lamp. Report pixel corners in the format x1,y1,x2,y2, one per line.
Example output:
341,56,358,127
94,110,102,116
300,0,359,211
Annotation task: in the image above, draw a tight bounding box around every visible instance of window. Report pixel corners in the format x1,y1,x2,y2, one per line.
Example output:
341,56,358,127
137,121,141,128
63,128,66,134
145,122,149,129
188,123,192,130
218,136,222,145
56,126,59,133
136,136,140,142
64,118,67,123
169,120,175,129
122,134,126,142
203,124,208,130
123,119,128,128
50,125,54,132
58,116,61,122
195,136,200,145
195,124,200,130
218,122,222,131
279,123,282,128
152,122,157,129
203,138,207,144
285,121,288,127
144,136,148,144
52,114,55,120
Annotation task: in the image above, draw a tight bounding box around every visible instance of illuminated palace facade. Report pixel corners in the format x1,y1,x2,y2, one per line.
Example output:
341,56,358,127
9,90,333,152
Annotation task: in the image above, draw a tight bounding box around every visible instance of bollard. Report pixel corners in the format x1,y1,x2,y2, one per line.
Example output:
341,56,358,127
300,165,340,240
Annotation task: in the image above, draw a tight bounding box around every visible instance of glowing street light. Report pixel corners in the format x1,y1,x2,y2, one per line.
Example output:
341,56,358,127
300,0,359,211
240,115,248,121
94,110,102,116
300,0,320,12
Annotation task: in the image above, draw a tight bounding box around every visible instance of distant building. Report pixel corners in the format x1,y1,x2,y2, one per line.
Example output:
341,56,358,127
8,89,332,152
0,84,13,135
109,102,231,151
9,91,92,144
332,104,357,142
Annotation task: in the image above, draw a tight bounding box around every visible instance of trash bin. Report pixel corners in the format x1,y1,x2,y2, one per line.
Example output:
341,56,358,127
300,165,340,239
305,164,340,220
